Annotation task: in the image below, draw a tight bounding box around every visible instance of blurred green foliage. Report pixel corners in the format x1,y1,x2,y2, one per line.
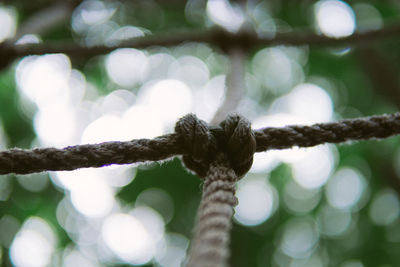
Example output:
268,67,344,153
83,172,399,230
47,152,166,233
1,1,400,267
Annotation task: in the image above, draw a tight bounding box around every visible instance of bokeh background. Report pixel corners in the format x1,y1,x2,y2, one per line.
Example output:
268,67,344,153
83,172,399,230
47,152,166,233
0,0,400,266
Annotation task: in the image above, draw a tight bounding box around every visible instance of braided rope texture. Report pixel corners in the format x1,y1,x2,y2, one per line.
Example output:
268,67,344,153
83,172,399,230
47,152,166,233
255,112,400,151
0,134,183,174
0,112,399,175
186,154,237,267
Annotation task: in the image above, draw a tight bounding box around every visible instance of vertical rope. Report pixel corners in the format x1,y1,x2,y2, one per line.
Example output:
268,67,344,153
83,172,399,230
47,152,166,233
176,113,254,266
211,48,246,125
186,153,238,267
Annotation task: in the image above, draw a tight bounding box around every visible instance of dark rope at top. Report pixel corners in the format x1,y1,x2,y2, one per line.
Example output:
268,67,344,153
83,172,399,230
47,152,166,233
1,112,400,175
5,22,400,60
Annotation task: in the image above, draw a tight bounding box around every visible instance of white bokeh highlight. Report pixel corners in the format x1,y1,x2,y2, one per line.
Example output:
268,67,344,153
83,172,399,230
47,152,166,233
326,167,366,210
0,6,17,42
102,207,164,264
16,54,72,108
34,106,78,147
234,178,277,226
138,79,193,126
369,189,400,226
280,218,319,259
206,0,245,32
106,48,149,87
53,169,115,218
287,83,333,123
315,0,356,38
102,213,153,264
252,47,304,93
10,217,57,267
291,145,335,189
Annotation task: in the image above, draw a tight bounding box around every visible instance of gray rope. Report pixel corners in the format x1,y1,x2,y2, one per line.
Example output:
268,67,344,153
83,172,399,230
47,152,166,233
1,112,400,175
181,114,255,267
185,153,237,267
0,134,184,174
254,112,400,151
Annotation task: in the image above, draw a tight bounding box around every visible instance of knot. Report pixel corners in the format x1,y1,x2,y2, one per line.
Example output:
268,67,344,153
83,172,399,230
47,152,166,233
175,114,217,177
175,113,256,178
219,114,256,177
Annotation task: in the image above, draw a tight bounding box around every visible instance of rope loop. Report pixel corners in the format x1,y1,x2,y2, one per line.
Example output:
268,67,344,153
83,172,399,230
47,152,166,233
175,113,256,178
220,114,256,177
175,114,217,177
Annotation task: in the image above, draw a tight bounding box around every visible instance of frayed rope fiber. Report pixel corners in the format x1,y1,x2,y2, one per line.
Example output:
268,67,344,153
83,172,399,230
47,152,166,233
1,112,400,175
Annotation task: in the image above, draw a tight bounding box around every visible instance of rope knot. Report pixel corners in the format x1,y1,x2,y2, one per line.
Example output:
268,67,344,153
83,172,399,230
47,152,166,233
175,113,256,178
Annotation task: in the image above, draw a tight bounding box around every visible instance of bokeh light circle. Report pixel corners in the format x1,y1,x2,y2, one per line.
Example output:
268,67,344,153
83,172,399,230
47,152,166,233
315,0,356,38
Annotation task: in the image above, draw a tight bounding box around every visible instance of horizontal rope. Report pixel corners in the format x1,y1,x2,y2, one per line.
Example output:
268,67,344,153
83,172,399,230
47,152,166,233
0,134,184,174
1,112,399,175
255,112,400,151
3,22,400,61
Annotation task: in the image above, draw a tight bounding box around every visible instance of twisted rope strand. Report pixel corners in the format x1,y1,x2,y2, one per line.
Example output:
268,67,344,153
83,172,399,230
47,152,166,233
0,113,399,175
0,134,183,174
255,112,400,151
186,154,237,267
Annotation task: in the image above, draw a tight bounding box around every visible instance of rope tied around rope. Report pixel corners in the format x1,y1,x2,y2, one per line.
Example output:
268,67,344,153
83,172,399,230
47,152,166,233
1,112,400,175
1,113,400,266
175,113,256,178
175,113,256,266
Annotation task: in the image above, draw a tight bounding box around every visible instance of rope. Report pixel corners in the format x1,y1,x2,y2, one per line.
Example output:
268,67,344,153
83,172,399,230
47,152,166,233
179,114,254,267
175,114,255,178
6,23,400,60
0,134,184,174
255,112,400,151
1,112,400,175
2,112,400,266
176,112,400,266
185,154,237,267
